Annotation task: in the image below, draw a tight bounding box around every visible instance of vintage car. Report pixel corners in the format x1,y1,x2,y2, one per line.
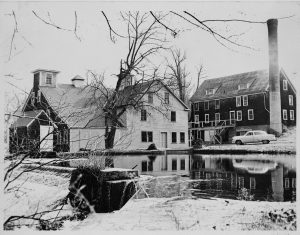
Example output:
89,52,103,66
232,130,276,145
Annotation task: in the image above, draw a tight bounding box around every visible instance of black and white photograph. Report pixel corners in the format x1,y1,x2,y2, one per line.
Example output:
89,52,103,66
1,0,299,232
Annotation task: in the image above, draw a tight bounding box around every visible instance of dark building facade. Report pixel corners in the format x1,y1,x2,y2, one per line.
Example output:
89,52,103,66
190,155,296,202
189,69,296,144
9,69,99,154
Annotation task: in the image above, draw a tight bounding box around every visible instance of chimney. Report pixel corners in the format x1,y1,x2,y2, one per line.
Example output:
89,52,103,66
71,75,85,88
267,19,282,136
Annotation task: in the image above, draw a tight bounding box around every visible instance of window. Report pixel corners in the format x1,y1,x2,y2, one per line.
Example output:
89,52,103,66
141,109,147,121
57,131,62,145
141,161,153,172
172,132,177,143
171,111,176,122
148,93,153,103
290,110,294,120
141,131,153,142
148,161,153,171
248,109,254,120
172,159,177,170
142,161,147,172
243,95,248,106
250,177,256,190
215,113,220,124
238,83,249,90
195,115,199,124
238,177,244,189
231,174,237,189
236,96,241,107
254,131,265,135
63,130,68,144
215,99,220,109
164,92,169,104
180,132,185,143
283,109,287,120
30,92,35,106
204,101,209,110
46,73,52,84
206,88,215,95
205,114,209,123
230,111,235,124
236,110,242,121
180,159,185,170
37,90,41,103
292,178,296,188
283,80,288,90
284,178,289,188
289,95,293,106
246,132,253,136
194,102,199,111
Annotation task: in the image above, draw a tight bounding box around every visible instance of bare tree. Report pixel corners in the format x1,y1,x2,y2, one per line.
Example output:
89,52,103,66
165,48,190,104
196,64,207,89
99,12,171,149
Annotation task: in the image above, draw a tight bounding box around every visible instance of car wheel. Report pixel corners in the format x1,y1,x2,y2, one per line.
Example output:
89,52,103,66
235,140,243,145
262,140,270,144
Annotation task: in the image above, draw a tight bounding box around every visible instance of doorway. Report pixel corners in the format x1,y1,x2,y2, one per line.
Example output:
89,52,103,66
161,132,167,148
40,125,54,151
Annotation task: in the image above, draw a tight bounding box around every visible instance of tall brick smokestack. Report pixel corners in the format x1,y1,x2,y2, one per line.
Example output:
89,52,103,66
267,19,282,136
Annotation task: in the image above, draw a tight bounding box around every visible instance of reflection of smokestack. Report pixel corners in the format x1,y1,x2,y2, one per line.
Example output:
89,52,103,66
271,165,284,201
267,19,282,136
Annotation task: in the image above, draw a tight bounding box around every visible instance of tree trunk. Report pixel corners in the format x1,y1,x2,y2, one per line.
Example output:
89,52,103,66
105,126,117,149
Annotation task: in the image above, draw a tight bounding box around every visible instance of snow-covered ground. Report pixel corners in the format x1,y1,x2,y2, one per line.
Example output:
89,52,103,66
203,127,296,153
4,167,297,231
66,197,296,231
4,168,72,227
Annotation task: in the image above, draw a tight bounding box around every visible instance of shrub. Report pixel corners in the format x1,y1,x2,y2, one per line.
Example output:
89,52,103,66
237,188,254,201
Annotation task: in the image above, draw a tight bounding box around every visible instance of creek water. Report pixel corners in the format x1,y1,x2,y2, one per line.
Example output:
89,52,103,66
112,153,296,202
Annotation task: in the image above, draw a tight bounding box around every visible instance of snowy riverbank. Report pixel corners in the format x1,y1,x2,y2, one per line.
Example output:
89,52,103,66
66,197,296,231
4,167,297,231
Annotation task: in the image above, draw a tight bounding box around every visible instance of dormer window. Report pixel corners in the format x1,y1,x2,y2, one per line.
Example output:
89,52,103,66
206,88,215,95
46,73,53,85
238,83,249,90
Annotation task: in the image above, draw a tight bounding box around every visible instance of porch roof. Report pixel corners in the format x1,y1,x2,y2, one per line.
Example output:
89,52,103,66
10,110,47,128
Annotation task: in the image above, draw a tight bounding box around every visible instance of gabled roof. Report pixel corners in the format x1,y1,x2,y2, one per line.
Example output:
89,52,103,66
121,79,190,110
11,110,53,128
20,77,189,129
40,84,107,128
190,69,270,102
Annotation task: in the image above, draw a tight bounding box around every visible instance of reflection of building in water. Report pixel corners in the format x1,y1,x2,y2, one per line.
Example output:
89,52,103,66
113,154,190,177
191,155,296,201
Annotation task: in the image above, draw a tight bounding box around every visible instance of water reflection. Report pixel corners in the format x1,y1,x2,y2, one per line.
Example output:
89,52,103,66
191,155,296,202
112,154,296,201
114,154,190,177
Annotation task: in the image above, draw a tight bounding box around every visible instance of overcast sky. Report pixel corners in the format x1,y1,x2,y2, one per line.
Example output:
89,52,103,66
1,1,300,98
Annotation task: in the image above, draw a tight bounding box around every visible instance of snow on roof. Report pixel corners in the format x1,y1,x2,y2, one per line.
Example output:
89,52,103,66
190,69,270,102
11,110,46,128
40,84,107,128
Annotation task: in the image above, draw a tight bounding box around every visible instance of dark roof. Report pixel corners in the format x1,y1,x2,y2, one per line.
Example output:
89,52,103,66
40,84,107,128
190,69,270,102
11,110,47,128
